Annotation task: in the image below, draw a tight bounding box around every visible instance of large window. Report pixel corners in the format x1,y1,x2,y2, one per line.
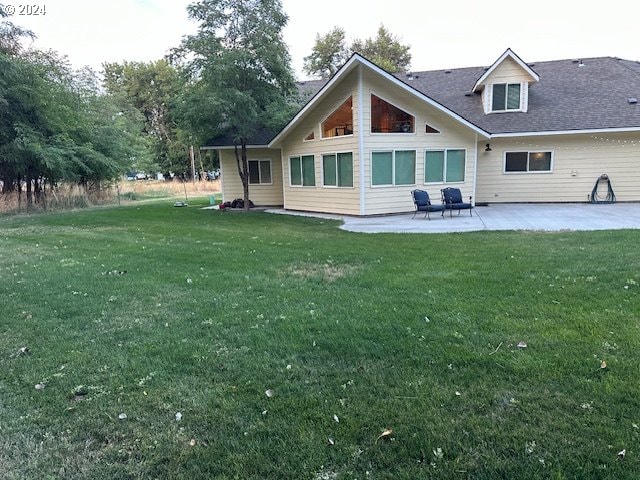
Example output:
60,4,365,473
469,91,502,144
290,155,315,186
424,149,466,183
371,94,415,133
492,83,521,111
371,150,416,186
321,97,353,138
504,151,552,173
322,152,353,187
248,160,272,185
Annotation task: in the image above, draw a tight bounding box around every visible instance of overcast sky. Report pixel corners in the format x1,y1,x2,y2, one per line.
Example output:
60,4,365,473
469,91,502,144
8,0,640,79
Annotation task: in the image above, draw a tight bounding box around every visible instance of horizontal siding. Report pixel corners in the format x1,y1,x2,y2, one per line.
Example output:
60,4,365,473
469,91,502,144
484,57,535,85
361,70,477,215
281,70,361,215
476,133,640,203
220,149,284,206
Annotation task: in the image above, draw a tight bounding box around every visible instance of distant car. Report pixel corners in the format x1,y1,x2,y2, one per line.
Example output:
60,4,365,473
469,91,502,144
206,169,220,181
135,172,149,180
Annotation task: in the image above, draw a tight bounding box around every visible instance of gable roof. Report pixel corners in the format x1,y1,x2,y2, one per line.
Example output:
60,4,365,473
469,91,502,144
205,52,640,149
268,53,490,147
472,48,539,92
402,56,640,135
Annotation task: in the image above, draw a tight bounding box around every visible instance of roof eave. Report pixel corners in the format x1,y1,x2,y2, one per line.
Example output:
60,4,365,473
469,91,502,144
473,48,540,93
490,126,640,138
270,54,490,147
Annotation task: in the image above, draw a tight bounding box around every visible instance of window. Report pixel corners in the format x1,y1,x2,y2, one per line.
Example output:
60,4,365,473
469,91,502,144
425,124,440,134
304,131,315,141
371,150,416,186
248,160,272,184
425,149,466,183
321,97,353,138
504,151,552,173
322,152,353,187
371,94,415,133
492,83,521,111
290,155,315,186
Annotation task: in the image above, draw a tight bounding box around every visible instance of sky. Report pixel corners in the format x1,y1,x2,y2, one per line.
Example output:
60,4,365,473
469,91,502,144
6,0,640,79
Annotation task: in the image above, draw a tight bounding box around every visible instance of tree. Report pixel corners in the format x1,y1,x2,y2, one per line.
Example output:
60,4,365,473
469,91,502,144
351,25,411,73
178,0,296,209
0,3,35,55
102,60,188,175
303,27,349,79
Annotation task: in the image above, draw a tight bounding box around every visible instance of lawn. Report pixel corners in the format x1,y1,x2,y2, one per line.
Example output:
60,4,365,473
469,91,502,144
1,200,639,479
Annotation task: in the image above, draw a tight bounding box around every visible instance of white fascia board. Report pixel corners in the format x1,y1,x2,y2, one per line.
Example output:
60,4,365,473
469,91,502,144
359,57,490,138
473,48,540,92
491,126,640,138
268,54,490,147
268,56,362,148
200,145,271,150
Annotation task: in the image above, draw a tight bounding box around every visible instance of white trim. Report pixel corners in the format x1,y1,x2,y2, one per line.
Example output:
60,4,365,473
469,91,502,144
320,151,355,188
288,153,317,187
472,134,478,206
247,158,273,186
358,66,366,215
319,95,354,140
268,54,489,147
489,82,523,113
369,90,417,134
424,148,467,184
473,48,539,92
491,126,640,138
280,149,287,208
502,150,554,174
370,149,417,187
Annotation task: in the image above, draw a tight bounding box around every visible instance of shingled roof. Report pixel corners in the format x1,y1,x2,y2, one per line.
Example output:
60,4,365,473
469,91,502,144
206,54,640,148
397,56,640,134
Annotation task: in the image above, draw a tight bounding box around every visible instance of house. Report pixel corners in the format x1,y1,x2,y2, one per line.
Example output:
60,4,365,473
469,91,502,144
204,49,640,215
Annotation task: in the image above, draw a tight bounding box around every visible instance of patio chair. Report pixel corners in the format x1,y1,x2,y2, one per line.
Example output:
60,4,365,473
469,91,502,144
411,189,446,220
441,187,473,217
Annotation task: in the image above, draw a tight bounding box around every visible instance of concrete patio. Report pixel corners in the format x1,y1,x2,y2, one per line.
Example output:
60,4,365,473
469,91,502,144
268,203,640,234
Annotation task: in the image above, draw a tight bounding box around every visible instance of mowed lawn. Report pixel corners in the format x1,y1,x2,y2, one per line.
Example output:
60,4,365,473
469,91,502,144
1,201,639,479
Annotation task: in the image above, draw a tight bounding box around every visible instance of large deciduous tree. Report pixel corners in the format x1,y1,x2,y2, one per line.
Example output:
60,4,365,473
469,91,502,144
178,0,296,209
351,25,411,73
304,24,412,79
303,27,349,79
103,60,188,175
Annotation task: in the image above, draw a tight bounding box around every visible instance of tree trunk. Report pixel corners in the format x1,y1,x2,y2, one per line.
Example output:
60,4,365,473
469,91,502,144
234,140,251,211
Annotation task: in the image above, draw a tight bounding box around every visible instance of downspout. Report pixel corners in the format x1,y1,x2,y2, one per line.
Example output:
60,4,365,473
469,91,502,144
280,147,287,209
358,65,366,215
472,134,478,206
218,149,225,204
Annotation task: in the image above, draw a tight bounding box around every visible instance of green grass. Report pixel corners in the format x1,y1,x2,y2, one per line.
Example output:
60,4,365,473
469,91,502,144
1,200,639,479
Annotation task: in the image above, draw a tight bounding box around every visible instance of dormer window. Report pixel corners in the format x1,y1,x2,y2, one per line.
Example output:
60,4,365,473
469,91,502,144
492,83,521,111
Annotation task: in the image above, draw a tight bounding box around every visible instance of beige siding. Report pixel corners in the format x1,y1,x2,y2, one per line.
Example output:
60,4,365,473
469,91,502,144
481,57,535,113
483,57,536,85
361,70,478,215
219,148,284,206
476,133,640,203
281,70,361,215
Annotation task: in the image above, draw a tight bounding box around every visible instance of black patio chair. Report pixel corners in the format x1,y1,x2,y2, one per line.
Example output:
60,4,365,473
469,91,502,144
441,187,473,217
411,189,446,220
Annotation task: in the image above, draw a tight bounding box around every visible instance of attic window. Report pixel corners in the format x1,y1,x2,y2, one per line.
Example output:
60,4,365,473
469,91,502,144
371,94,415,133
492,83,521,111
321,97,353,138
304,131,315,141
425,124,440,134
